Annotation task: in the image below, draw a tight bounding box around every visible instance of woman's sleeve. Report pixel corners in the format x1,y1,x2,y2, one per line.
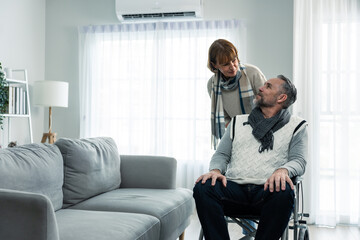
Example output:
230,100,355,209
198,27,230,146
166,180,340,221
246,64,266,95
252,71,266,95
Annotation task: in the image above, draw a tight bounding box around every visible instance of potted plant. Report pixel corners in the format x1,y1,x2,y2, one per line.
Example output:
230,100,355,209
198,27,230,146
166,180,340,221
0,62,9,129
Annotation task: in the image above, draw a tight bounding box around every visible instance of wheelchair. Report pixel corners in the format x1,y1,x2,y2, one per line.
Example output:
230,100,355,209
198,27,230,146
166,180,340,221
198,176,310,240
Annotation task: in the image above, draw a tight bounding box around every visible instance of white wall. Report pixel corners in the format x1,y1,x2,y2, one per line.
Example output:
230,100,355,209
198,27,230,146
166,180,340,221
0,0,45,147
45,0,118,140
1,0,293,144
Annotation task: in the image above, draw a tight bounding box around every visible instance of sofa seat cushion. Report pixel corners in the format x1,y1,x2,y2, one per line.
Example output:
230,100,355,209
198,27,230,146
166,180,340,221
55,137,121,208
69,188,195,240
0,143,64,211
56,209,160,240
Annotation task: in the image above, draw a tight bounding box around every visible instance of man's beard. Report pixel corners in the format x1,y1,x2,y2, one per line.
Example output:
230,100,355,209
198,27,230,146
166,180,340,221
255,94,276,108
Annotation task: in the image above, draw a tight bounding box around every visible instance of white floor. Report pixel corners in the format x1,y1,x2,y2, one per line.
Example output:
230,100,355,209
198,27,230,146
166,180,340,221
182,212,360,240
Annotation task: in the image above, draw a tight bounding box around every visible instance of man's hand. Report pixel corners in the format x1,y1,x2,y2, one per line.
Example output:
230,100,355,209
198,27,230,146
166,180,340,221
264,168,294,192
195,169,227,187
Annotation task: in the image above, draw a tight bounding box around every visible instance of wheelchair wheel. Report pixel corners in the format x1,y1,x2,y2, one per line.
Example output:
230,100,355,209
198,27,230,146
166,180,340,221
298,227,309,240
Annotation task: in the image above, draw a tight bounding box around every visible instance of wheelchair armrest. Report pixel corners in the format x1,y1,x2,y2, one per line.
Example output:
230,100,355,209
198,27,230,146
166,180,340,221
291,176,303,185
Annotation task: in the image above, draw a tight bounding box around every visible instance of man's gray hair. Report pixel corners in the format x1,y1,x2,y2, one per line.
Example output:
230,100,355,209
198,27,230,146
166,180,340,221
277,75,297,109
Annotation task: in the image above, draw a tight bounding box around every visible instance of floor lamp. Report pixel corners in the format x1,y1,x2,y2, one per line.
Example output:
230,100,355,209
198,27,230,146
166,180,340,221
34,81,69,144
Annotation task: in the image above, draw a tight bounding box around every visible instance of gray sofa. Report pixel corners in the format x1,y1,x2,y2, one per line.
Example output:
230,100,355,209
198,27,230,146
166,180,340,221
0,137,194,240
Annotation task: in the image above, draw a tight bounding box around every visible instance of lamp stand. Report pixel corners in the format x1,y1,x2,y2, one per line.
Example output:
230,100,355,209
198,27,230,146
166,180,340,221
41,106,57,144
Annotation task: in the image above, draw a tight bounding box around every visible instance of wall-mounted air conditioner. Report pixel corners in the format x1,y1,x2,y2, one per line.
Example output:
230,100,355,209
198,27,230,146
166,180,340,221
115,0,203,22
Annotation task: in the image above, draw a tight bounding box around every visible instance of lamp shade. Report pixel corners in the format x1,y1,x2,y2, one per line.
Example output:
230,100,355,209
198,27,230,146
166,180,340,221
34,81,69,107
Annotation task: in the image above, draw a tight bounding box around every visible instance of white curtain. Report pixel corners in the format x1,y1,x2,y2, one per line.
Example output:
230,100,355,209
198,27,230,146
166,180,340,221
79,20,246,189
294,0,360,226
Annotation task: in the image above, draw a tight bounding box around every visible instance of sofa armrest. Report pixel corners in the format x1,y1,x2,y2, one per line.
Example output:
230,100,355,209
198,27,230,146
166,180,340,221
120,155,177,189
0,188,59,240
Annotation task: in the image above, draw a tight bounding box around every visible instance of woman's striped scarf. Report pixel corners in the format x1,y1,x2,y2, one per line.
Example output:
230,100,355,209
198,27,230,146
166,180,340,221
210,64,255,149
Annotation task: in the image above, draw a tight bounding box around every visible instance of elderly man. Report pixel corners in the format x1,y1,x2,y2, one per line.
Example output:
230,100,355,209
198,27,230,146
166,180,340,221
193,75,308,240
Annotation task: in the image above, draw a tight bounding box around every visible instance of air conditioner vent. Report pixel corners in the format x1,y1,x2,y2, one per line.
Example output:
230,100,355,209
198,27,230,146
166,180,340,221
116,0,203,22
163,12,196,17
122,11,196,20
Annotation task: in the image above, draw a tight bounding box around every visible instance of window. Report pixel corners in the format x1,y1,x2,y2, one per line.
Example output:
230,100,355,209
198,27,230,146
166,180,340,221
318,21,360,224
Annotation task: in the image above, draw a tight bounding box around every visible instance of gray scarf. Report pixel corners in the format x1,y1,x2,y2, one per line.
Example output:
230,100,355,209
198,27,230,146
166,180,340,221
219,70,242,91
245,107,291,153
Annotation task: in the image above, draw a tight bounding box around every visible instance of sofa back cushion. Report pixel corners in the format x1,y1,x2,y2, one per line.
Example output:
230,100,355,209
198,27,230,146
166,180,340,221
55,137,120,207
0,143,64,211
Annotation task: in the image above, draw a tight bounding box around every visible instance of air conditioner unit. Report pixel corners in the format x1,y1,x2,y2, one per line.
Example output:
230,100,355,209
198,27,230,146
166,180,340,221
115,0,203,22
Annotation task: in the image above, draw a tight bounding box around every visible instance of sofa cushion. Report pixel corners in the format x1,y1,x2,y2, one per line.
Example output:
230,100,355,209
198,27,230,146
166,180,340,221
0,143,64,211
55,137,121,207
56,209,160,240
69,188,195,240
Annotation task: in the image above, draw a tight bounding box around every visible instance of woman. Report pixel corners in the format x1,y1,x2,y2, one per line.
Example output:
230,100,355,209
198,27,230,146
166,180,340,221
208,39,266,149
